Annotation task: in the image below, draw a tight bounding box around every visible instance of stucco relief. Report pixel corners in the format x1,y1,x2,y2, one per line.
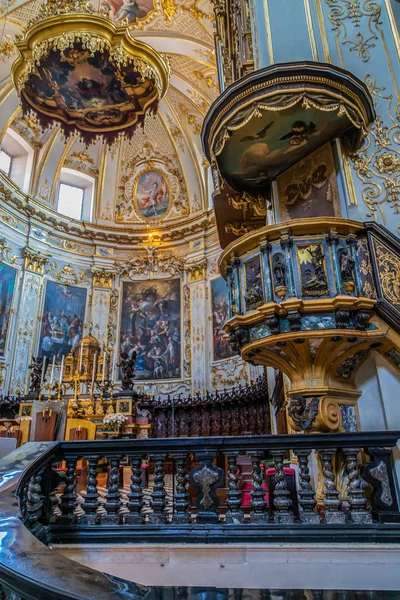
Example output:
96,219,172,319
10,272,42,394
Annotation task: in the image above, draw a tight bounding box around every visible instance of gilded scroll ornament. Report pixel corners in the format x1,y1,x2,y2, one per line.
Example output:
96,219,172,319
372,239,400,309
351,76,400,223
24,248,49,274
326,0,381,62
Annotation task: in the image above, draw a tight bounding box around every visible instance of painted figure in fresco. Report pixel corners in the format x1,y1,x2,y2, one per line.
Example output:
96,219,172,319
102,0,152,22
280,121,316,146
28,356,44,393
115,0,148,21
240,121,273,143
211,278,237,361
39,282,86,363
140,182,164,217
76,77,105,98
119,279,181,380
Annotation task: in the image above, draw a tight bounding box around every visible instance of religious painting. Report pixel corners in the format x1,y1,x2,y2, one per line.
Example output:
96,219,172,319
135,171,170,219
120,279,181,380
211,277,237,361
276,143,340,220
19,403,33,418
296,243,329,297
38,281,87,363
102,0,154,23
22,46,158,144
116,399,133,415
214,104,356,195
244,256,264,312
0,263,16,358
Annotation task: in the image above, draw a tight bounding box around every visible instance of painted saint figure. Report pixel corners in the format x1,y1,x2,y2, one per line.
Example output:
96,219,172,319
141,182,164,217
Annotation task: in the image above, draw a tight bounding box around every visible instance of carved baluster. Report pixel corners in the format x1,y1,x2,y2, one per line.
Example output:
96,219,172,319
225,453,243,523
81,454,100,525
126,455,144,524
58,457,78,524
344,448,372,524
103,456,122,524
320,449,345,524
172,453,190,523
295,450,319,524
19,481,29,523
271,450,294,523
150,454,167,523
26,470,44,531
250,452,267,522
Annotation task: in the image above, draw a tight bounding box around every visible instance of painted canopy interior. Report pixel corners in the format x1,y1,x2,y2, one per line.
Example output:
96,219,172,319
216,106,354,194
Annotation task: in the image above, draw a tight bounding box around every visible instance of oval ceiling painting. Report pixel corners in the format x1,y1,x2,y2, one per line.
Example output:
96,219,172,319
135,171,170,219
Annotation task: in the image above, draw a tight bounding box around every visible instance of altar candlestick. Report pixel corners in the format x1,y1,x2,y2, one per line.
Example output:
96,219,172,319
79,342,84,372
50,355,55,385
59,355,65,385
41,357,47,385
102,351,106,383
91,353,97,388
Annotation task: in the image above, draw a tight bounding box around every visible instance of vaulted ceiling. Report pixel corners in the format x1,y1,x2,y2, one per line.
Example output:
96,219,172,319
0,0,218,230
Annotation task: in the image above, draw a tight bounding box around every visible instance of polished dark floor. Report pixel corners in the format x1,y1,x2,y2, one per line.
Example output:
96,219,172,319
146,589,400,600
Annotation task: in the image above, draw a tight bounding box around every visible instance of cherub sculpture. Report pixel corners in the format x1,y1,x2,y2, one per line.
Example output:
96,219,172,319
288,395,319,432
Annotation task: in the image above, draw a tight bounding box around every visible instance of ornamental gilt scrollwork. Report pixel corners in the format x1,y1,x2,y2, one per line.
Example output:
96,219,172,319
24,248,49,274
116,248,184,279
91,267,115,289
45,262,88,285
325,0,381,62
351,75,400,226
372,239,400,309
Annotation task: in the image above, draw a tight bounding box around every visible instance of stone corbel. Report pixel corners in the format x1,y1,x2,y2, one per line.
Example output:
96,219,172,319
288,394,343,434
24,247,49,274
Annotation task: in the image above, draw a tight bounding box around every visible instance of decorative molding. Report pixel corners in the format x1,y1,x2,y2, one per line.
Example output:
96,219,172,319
351,75,400,224
186,259,207,282
326,0,381,63
91,267,115,288
116,248,184,279
45,262,88,285
24,248,49,274
65,151,99,177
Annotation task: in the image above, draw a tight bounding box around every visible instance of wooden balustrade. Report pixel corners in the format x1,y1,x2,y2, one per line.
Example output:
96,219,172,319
16,432,400,544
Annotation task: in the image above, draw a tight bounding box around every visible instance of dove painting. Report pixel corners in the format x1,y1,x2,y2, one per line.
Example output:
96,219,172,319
240,121,274,143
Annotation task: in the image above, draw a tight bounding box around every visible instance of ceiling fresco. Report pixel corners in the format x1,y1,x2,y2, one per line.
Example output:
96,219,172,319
0,0,217,229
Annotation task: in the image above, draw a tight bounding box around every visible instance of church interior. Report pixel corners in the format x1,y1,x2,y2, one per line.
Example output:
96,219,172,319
0,0,400,597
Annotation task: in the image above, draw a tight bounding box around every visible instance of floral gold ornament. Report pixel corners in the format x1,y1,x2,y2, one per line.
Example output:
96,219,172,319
0,35,15,62
11,0,169,145
374,152,400,175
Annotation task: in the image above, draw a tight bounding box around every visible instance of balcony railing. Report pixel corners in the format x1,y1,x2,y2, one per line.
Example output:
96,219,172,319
16,431,400,545
1,434,400,598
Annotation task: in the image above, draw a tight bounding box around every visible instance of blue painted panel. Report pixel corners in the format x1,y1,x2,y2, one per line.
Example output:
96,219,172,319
268,0,314,63
253,0,272,67
317,0,400,235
